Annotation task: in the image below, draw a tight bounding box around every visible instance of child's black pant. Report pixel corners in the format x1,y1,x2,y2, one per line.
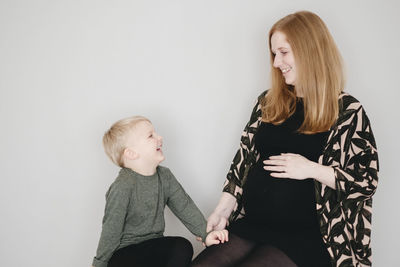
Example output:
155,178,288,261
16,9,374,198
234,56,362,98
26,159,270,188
107,236,193,267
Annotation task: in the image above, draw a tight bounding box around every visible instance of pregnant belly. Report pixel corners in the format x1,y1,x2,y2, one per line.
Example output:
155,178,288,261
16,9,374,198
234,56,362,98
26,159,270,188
242,163,318,229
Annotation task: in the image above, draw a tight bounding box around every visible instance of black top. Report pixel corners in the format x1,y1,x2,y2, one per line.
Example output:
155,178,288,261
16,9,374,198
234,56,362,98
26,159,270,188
229,100,332,267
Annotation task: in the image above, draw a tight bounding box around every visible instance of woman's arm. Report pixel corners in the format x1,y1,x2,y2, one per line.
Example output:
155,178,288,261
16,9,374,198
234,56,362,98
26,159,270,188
309,162,336,189
207,192,237,231
221,92,265,222
329,102,379,201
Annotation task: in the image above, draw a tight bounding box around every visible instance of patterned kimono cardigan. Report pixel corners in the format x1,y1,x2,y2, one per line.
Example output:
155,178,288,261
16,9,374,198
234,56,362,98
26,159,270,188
223,91,379,267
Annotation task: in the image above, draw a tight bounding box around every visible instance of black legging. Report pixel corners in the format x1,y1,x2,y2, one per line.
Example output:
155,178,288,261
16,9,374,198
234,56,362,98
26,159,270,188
191,233,297,267
108,236,193,267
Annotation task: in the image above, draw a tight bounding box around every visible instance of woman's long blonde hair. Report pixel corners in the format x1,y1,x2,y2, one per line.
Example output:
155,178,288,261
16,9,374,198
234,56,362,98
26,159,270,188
262,11,345,133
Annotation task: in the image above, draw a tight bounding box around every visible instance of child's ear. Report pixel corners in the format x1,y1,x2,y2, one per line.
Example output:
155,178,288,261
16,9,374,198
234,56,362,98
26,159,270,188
123,148,139,160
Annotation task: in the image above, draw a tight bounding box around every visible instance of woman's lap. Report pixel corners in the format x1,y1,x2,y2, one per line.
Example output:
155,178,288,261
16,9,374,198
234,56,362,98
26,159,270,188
191,233,297,267
236,244,297,267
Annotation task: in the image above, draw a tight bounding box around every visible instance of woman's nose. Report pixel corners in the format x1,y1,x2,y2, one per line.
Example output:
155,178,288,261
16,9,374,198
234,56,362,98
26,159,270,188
273,54,281,68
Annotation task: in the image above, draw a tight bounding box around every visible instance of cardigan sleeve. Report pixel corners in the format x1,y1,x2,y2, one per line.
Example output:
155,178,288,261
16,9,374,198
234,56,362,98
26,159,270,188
222,93,264,221
333,102,379,202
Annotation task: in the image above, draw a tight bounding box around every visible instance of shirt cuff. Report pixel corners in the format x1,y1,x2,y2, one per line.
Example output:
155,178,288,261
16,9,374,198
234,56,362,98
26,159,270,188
92,257,108,267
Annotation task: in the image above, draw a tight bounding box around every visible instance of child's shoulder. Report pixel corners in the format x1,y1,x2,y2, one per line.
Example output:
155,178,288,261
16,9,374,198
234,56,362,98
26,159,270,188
157,165,178,184
157,165,173,176
104,170,136,203
108,168,136,191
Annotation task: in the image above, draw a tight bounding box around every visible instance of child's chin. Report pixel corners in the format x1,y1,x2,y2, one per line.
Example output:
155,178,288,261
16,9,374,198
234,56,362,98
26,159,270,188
158,156,165,163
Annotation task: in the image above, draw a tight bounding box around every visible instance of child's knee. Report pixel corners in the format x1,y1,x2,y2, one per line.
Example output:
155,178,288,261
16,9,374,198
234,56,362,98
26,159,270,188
176,237,193,255
171,236,194,256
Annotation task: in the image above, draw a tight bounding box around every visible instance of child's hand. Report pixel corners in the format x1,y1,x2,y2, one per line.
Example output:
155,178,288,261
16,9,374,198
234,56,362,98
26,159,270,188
205,229,229,247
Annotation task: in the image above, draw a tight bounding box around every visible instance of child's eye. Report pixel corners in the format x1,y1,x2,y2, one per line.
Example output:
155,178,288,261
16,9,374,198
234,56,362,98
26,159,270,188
149,134,153,138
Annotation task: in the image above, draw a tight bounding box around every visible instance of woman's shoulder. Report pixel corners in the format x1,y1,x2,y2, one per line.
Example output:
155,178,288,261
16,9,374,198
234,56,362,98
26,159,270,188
336,91,372,129
246,90,267,121
257,89,269,101
339,91,363,111
249,89,268,111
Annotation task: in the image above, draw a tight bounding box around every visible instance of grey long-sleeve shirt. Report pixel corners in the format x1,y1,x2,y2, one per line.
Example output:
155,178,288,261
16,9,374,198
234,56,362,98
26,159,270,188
92,166,207,267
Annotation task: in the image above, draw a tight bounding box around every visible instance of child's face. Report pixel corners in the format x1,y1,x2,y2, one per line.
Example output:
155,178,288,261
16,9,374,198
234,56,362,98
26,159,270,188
125,121,165,165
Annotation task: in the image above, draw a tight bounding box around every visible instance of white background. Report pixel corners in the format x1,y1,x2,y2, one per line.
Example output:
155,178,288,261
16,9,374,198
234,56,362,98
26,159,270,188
0,0,399,266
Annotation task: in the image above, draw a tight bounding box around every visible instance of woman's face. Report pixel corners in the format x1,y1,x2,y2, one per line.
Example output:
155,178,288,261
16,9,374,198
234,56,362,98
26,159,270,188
271,31,296,86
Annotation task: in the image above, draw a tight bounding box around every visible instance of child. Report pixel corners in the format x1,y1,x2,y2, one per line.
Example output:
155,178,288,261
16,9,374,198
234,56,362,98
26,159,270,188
92,116,228,267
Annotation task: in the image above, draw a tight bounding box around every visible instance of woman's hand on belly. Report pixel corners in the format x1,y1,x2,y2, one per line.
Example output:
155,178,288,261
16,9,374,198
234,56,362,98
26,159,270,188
263,153,336,189
263,153,314,180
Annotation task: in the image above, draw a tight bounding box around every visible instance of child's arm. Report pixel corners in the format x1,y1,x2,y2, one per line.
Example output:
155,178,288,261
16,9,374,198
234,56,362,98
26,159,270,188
92,182,131,267
163,168,209,241
205,229,229,246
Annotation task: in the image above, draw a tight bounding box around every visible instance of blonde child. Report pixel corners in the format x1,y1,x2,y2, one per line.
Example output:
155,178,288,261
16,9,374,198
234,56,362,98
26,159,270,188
92,116,228,267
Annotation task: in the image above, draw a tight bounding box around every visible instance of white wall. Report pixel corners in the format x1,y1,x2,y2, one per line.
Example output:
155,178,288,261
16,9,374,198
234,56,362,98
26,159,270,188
0,0,398,266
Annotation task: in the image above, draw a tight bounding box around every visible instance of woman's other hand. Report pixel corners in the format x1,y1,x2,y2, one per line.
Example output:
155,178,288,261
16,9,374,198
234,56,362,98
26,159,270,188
206,192,236,232
207,212,228,232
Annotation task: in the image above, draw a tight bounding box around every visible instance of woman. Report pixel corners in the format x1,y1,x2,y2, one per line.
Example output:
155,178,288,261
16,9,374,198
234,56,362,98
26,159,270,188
191,11,379,267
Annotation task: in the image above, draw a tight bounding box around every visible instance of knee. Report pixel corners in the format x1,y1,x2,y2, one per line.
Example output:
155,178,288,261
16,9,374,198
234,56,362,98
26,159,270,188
191,257,204,267
171,236,194,257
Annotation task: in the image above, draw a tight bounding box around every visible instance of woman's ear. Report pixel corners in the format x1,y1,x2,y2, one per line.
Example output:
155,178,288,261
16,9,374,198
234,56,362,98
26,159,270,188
123,148,139,161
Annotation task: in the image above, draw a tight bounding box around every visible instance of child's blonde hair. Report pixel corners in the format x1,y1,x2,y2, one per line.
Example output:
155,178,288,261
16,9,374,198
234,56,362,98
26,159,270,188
103,116,150,167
